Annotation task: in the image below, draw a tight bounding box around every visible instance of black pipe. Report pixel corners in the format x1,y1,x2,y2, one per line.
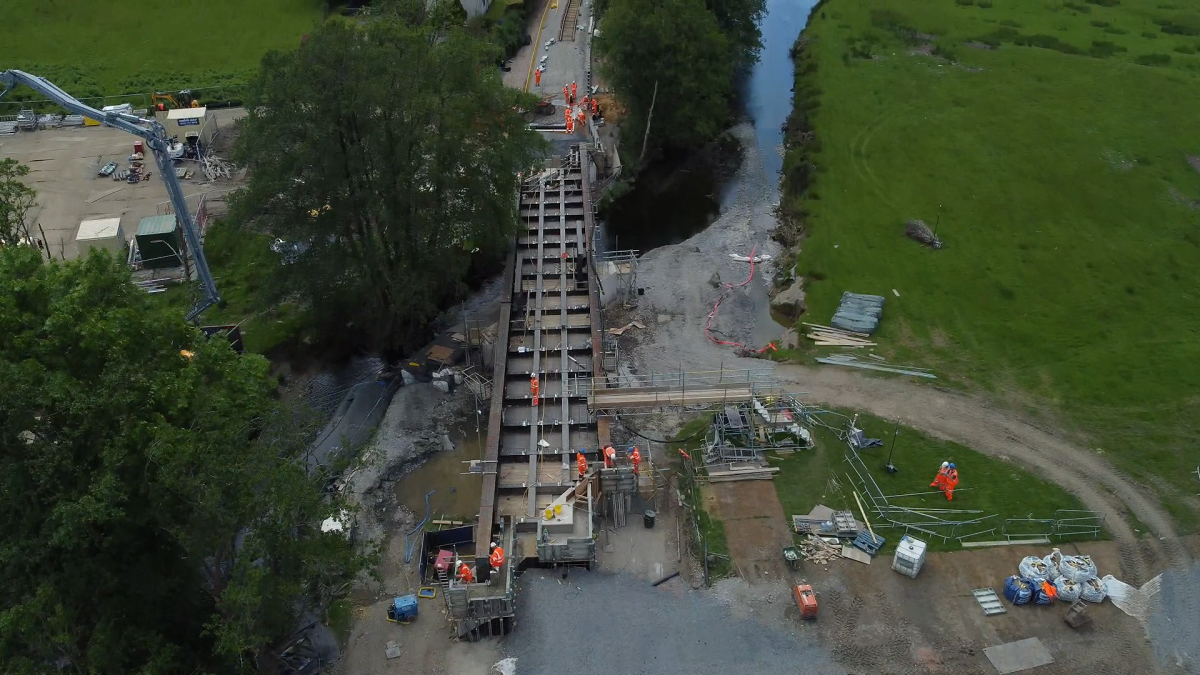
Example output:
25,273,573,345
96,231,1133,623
652,571,680,587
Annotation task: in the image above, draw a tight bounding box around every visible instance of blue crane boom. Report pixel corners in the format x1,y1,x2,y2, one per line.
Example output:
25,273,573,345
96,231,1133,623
0,69,221,320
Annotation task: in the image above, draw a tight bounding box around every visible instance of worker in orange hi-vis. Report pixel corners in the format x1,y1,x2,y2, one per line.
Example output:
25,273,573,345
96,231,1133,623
566,118,574,135
930,461,949,490
628,446,642,475
571,81,578,101
943,463,959,501
535,68,542,87
603,445,616,468
456,561,474,584
577,451,588,479
591,98,599,116
489,543,506,570
576,108,586,127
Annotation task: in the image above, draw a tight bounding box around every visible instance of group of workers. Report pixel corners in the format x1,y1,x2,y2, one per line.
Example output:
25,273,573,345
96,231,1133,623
576,445,641,479
531,73,604,135
930,461,960,501
454,542,506,584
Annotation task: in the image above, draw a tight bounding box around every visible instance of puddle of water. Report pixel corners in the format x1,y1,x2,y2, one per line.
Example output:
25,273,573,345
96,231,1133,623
393,426,486,521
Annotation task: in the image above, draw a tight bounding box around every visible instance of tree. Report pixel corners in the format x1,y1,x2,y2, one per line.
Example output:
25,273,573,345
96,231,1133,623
0,246,368,675
599,0,736,152
232,12,544,357
0,158,37,248
706,0,767,68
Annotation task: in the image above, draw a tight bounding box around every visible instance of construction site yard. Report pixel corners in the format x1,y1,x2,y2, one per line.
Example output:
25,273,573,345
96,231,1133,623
1,108,245,261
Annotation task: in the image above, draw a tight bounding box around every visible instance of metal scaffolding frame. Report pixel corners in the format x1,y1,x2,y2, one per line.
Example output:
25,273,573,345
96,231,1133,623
701,392,814,466
595,249,640,306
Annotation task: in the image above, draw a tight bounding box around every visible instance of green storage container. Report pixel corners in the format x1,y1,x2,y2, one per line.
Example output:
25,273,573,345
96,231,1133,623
135,215,181,269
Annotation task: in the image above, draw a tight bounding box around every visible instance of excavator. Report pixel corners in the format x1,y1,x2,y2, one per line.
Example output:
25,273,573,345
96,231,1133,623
151,89,198,112
0,70,220,320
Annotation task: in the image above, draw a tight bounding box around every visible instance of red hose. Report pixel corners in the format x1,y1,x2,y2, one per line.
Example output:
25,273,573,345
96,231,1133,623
704,244,776,353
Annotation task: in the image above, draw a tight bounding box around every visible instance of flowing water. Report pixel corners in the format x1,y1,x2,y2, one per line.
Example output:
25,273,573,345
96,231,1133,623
603,0,818,252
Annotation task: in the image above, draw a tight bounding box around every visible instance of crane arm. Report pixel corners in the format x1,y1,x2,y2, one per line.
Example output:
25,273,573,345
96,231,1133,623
1,69,220,320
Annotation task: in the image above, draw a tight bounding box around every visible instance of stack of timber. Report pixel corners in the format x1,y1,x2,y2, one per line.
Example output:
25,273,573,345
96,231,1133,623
799,535,842,564
803,323,876,348
704,461,780,483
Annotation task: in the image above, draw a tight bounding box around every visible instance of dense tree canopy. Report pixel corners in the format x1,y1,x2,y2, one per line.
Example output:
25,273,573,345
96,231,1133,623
232,11,544,357
0,246,366,675
706,0,767,68
598,0,764,153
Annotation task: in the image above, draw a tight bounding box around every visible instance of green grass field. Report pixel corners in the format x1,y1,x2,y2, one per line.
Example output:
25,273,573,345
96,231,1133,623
771,410,1092,553
1,0,324,103
786,0,1200,529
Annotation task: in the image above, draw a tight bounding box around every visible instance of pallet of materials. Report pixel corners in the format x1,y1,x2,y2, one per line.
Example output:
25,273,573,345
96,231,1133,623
802,322,876,347
831,292,885,335
705,463,779,482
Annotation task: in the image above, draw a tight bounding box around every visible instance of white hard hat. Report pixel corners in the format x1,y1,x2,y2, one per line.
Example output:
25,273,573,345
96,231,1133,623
940,461,949,468
491,542,497,549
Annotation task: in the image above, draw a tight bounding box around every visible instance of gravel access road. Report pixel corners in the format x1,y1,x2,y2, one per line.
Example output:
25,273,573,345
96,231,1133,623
502,569,841,675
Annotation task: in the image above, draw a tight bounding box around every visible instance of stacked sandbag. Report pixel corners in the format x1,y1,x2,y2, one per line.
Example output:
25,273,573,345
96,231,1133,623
1059,555,1098,582
1043,548,1065,581
1054,577,1083,603
831,292,885,335
1080,576,1108,603
1019,556,1052,584
1004,575,1033,605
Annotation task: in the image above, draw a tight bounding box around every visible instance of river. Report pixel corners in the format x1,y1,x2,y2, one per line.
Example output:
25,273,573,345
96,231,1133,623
603,0,817,253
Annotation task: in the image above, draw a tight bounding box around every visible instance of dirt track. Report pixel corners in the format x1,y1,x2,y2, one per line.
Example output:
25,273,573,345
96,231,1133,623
775,363,1192,578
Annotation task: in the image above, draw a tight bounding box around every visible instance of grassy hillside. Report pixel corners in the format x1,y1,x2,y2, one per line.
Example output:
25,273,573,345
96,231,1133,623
783,0,1200,528
0,0,323,103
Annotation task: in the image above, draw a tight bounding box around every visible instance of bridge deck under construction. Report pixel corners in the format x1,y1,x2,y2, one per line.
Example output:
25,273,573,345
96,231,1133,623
475,147,602,577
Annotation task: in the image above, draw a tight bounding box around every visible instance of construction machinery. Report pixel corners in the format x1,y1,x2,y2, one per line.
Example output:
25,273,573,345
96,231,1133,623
385,595,419,624
793,583,818,620
1,70,220,320
151,90,196,111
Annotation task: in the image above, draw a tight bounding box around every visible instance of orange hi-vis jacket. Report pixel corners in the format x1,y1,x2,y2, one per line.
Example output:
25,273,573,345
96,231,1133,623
489,546,506,569
456,562,474,583
577,452,588,477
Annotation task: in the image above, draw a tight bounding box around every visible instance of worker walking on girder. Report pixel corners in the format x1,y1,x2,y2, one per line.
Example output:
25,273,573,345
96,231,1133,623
489,542,506,570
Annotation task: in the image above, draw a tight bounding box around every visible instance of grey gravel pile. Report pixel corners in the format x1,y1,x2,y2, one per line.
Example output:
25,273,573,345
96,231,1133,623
1147,565,1200,674
502,570,840,675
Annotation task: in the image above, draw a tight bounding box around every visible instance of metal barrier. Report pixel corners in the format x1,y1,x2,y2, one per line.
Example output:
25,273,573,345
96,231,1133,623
1053,509,1105,539
1002,518,1057,541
